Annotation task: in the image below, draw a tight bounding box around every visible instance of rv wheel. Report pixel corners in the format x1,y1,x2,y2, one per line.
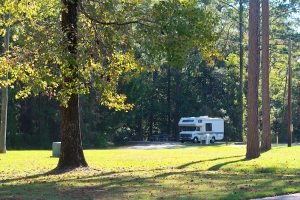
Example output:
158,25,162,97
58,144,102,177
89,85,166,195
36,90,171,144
193,137,199,143
210,137,216,144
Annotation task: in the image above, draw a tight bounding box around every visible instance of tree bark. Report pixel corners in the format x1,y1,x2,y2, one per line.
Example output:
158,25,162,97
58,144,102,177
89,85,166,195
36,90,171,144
0,14,10,154
58,94,87,168
287,39,292,147
238,0,244,142
261,0,271,151
246,0,260,159
57,0,87,169
0,70,8,154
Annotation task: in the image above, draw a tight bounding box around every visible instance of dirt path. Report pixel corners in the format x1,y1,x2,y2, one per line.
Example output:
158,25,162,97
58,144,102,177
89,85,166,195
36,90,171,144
253,193,300,200
118,142,201,150
117,142,300,150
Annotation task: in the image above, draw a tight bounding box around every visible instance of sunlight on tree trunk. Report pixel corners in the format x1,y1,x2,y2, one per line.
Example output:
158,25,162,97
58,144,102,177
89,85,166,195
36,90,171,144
238,0,244,142
261,0,271,151
0,14,9,154
287,39,292,147
246,0,260,159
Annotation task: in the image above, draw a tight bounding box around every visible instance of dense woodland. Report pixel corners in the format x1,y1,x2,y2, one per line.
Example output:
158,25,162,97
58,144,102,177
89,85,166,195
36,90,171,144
1,0,300,151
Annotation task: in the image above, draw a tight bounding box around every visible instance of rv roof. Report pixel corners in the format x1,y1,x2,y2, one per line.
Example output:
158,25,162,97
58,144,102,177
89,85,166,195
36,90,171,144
181,116,222,120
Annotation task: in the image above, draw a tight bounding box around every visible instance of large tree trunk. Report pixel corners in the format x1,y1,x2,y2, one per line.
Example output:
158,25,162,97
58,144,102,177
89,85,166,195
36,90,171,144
238,0,244,142
246,0,260,159
0,15,10,154
57,0,87,169
287,39,292,147
261,0,271,151
58,94,87,168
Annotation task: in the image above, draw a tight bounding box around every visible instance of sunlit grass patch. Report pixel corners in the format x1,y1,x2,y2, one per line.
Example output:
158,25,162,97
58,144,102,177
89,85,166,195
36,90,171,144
1,145,300,199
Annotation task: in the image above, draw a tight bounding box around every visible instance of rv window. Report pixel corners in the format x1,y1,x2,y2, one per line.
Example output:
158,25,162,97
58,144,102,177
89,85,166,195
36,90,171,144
206,123,212,131
181,127,196,131
182,120,194,123
198,120,202,123
196,127,202,131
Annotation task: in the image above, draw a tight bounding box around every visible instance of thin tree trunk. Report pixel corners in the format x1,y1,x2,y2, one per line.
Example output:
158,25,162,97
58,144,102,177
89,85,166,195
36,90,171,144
246,0,260,159
287,39,292,147
149,71,157,137
137,115,143,141
261,0,271,151
149,110,154,138
279,65,289,141
238,0,244,142
167,65,171,137
57,0,87,169
174,68,181,141
0,14,10,154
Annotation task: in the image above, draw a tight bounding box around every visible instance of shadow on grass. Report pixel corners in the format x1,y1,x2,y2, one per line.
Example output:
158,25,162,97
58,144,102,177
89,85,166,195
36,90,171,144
177,155,243,169
208,158,247,171
2,153,300,200
2,168,300,200
4,155,242,185
0,167,116,184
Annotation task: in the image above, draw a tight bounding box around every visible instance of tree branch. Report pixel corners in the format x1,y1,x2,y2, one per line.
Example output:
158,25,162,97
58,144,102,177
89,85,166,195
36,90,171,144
78,1,155,27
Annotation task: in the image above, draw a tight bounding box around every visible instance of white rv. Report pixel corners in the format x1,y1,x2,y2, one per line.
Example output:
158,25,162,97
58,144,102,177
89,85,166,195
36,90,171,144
178,116,224,143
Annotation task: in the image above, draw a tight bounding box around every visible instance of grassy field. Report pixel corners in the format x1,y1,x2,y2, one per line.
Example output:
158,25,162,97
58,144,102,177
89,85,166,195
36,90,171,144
1,145,300,200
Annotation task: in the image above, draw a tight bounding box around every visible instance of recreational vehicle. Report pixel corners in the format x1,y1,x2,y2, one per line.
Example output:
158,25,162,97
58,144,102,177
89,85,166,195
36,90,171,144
178,116,224,144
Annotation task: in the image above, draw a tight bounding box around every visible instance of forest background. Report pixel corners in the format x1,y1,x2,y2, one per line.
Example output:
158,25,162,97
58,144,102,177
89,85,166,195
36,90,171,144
2,0,300,149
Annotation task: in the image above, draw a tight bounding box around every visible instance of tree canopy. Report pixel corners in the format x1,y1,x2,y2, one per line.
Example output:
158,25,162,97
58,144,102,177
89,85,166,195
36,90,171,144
0,0,218,109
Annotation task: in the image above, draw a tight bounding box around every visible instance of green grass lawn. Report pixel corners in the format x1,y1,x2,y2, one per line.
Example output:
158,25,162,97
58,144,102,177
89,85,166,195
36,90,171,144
1,145,300,200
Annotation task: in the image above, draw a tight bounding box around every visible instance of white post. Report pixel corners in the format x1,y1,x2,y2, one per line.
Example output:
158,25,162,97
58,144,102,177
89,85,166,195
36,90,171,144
205,134,210,145
52,142,61,157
